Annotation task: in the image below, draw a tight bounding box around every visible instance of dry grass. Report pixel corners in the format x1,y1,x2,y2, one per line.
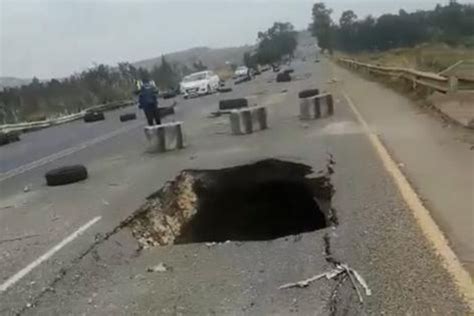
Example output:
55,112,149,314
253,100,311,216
350,43,474,73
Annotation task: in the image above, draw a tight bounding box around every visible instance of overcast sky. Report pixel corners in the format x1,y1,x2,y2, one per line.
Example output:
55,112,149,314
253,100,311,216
0,0,456,79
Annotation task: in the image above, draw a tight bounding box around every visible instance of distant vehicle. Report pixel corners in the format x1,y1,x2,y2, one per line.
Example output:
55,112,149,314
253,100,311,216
180,71,220,98
233,66,250,80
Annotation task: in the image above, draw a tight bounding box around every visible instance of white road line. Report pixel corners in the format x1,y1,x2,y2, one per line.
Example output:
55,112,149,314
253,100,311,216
0,216,101,293
0,122,142,183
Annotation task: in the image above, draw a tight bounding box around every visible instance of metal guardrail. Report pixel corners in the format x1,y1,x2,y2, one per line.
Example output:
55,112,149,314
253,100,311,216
337,58,474,93
0,100,135,133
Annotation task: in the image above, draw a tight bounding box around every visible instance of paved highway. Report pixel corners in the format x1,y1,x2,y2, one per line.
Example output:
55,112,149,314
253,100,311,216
0,59,471,314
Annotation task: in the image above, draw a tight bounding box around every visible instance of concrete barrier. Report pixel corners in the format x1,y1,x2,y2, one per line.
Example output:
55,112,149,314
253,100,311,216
144,121,185,152
230,106,267,135
299,93,334,120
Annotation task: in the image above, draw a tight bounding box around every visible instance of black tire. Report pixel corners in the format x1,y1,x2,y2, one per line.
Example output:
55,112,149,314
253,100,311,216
218,87,232,93
298,89,320,99
0,133,9,146
219,98,248,110
45,165,88,186
119,113,137,122
276,72,291,82
84,111,105,123
234,78,244,85
158,106,175,118
283,68,294,74
7,132,20,143
0,131,20,146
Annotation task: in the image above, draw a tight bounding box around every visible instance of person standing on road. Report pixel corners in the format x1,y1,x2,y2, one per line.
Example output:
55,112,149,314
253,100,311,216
136,77,161,126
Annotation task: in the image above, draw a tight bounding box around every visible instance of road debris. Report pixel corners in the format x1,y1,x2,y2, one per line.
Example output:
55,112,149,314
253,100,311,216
279,266,344,289
348,264,372,296
23,185,30,192
147,262,169,273
342,264,364,303
279,263,371,302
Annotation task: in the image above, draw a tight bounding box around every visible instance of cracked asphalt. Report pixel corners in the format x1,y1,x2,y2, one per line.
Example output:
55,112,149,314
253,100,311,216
0,58,470,315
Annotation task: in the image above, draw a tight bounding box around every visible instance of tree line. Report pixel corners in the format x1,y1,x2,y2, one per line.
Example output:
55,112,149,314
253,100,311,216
0,56,205,123
311,1,474,53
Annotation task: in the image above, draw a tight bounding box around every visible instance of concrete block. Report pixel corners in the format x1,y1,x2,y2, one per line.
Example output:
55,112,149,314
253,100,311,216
144,121,184,152
229,106,268,135
299,93,334,120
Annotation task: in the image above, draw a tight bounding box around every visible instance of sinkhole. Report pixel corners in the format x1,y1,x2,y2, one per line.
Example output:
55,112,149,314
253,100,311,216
128,159,335,247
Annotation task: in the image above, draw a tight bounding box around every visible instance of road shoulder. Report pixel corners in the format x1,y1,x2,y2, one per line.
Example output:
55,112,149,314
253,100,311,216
330,60,474,303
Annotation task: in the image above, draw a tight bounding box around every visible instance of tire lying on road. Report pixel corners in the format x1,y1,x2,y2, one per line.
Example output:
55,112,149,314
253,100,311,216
158,106,175,118
7,131,20,143
276,72,291,82
45,165,88,186
219,98,248,110
218,87,232,93
298,89,320,99
235,76,251,85
119,113,137,122
84,111,105,123
0,131,20,146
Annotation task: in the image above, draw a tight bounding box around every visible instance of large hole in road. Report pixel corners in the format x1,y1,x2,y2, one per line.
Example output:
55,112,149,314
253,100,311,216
128,159,334,247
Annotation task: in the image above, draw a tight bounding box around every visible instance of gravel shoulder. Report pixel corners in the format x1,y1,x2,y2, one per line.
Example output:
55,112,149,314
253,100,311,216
331,61,474,277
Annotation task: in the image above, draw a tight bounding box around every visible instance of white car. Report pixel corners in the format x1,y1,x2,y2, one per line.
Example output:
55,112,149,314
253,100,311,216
233,66,250,79
180,71,220,98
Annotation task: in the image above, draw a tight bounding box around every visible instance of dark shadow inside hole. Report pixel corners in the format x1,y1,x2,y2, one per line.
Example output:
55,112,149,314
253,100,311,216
176,178,328,244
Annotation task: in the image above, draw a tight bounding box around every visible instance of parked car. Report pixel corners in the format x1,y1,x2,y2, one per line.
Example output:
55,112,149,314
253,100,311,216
180,71,220,98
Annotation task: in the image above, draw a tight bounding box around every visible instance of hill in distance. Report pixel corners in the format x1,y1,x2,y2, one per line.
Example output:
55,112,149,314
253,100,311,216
1,31,315,89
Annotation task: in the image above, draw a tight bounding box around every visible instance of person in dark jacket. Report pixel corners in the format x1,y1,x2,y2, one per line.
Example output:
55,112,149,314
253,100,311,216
136,78,160,126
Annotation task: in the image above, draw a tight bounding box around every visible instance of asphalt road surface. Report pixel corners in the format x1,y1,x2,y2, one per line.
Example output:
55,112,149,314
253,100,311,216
0,59,471,315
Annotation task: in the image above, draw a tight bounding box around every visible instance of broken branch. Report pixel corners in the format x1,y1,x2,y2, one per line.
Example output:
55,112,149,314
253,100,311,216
279,266,344,289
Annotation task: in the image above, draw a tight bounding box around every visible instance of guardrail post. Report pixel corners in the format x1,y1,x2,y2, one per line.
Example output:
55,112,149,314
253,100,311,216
448,76,458,93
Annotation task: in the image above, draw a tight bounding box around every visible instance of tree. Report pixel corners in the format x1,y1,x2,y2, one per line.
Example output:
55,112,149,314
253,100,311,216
337,10,358,52
255,22,297,65
318,2,473,53
150,56,180,89
310,3,334,53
